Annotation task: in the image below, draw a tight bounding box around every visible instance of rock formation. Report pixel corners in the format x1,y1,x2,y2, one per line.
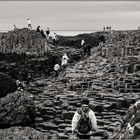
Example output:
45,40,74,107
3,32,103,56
0,91,35,128
0,72,17,98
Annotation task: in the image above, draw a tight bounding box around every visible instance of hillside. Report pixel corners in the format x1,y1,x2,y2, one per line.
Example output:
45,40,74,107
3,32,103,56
0,28,140,139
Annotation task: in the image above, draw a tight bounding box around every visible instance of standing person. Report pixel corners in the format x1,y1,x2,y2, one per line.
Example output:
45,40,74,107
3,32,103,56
54,63,60,77
46,28,50,41
40,29,46,38
72,98,97,139
86,44,91,56
52,33,57,45
99,34,105,47
27,18,32,30
61,53,69,69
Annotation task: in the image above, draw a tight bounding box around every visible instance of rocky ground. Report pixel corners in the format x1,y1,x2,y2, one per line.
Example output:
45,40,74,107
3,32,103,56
27,50,139,139
0,29,140,139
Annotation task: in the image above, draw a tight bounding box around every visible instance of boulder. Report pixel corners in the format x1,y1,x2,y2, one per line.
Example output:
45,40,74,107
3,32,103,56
0,91,35,128
0,72,17,98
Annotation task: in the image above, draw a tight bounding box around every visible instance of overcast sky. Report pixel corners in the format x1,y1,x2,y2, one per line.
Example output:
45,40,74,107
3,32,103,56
0,1,140,35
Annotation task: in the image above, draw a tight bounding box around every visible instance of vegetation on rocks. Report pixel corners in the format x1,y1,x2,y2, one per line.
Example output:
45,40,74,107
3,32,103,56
0,91,35,128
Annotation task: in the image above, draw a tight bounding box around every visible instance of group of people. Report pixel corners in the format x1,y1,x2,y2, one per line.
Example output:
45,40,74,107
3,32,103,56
12,18,32,30
36,26,50,39
12,18,58,46
54,53,69,77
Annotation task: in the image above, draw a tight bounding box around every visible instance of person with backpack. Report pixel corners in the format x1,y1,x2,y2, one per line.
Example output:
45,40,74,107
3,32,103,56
72,98,97,139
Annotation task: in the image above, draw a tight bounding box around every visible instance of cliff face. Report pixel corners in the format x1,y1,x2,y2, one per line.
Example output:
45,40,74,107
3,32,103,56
0,28,45,54
0,28,85,80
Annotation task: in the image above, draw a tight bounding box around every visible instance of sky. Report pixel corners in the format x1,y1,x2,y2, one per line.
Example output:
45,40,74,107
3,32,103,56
0,1,140,36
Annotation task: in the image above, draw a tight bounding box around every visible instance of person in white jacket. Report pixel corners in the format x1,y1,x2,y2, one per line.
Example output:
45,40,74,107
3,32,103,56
72,98,97,139
27,18,32,30
61,53,69,69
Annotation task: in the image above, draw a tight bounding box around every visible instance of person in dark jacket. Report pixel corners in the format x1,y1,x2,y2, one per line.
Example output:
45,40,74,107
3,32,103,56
36,26,41,33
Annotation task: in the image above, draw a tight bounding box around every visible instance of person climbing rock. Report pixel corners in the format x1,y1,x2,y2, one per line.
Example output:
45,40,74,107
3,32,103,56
61,53,69,70
54,63,60,77
72,98,97,139
81,39,85,46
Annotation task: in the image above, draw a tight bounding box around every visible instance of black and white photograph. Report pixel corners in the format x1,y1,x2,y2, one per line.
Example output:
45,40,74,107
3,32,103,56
0,0,140,139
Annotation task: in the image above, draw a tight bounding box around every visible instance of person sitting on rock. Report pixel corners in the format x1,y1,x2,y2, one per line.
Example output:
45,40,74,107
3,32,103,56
54,63,60,77
72,98,97,139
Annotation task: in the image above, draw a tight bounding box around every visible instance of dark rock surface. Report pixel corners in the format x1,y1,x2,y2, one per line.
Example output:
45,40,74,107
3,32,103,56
0,72,17,98
0,91,35,128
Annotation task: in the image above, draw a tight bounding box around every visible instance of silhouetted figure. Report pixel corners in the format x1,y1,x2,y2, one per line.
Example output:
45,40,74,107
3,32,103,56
13,25,17,31
84,44,91,56
40,29,46,38
86,44,91,56
36,26,41,33
46,27,50,41
99,34,105,43
52,33,57,45
16,79,24,91
106,26,109,31
99,34,105,47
